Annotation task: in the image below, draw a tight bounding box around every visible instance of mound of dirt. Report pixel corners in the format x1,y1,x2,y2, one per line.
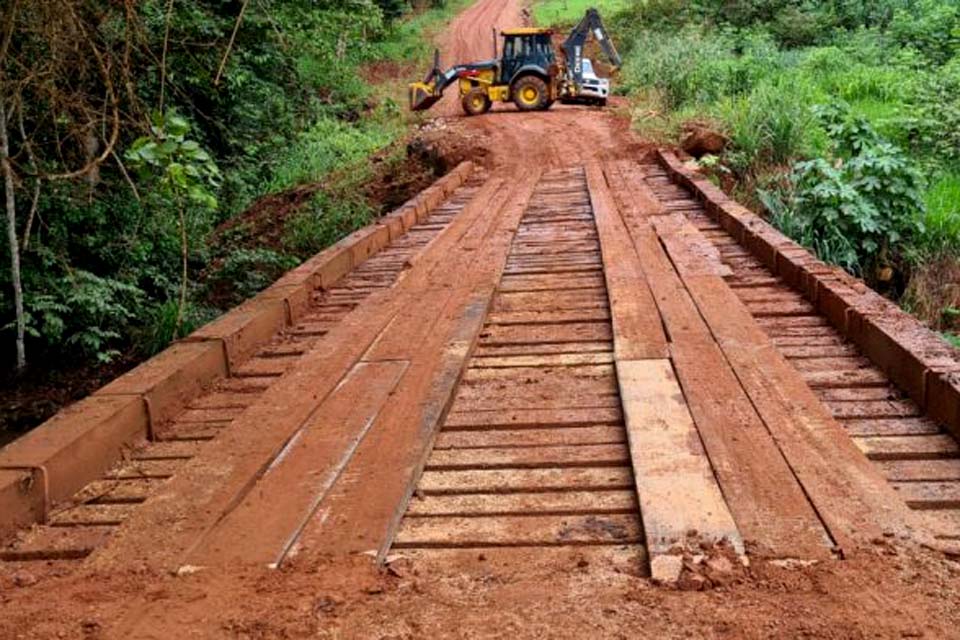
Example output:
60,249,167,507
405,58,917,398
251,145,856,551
681,123,728,158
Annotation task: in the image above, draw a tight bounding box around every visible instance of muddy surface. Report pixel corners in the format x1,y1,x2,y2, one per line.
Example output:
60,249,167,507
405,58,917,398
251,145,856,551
2,543,959,638
4,1,960,638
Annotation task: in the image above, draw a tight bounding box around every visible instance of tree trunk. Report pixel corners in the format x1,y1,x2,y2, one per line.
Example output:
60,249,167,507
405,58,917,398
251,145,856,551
0,99,26,371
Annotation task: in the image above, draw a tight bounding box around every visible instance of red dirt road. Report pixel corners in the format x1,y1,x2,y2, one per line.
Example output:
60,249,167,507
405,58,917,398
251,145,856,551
3,2,960,639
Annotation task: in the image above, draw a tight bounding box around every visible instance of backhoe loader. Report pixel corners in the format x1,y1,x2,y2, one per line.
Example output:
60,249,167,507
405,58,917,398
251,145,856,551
409,8,622,116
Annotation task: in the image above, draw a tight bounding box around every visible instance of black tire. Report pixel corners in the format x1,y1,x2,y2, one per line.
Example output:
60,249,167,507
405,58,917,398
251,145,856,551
461,88,492,116
512,76,549,112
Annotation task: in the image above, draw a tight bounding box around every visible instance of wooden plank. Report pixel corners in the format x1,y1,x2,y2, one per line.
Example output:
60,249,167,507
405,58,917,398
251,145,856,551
434,426,627,449
486,308,610,325
842,418,942,437
460,361,615,381
919,509,960,538
853,435,960,460
472,341,612,357
393,513,643,547
606,162,829,560
790,357,872,372
453,369,618,412
130,440,202,461
493,290,607,313
468,352,614,369
103,459,181,479
747,301,819,317
426,444,630,470
679,273,920,545
449,394,620,414
829,400,920,419
616,359,744,565
76,479,161,504
49,504,135,526
418,467,634,493
405,490,637,516
90,173,515,571
650,213,731,278
892,482,960,509
781,345,860,359
640,176,920,546
585,163,668,360
757,316,831,328
878,459,960,482
669,340,833,559
802,369,890,388
443,407,622,430
479,322,612,345
772,335,847,347
498,274,605,292
819,387,902,402
288,170,543,563
189,360,408,566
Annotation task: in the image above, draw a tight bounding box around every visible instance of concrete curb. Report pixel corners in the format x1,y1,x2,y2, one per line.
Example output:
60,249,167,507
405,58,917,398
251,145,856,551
0,161,474,539
656,150,960,439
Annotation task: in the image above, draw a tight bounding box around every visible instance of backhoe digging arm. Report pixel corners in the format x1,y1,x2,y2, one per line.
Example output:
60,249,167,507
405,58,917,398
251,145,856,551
561,8,622,86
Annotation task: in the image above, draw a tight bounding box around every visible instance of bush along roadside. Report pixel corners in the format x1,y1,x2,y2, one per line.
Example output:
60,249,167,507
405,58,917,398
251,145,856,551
0,0,464,440
599,0,960,345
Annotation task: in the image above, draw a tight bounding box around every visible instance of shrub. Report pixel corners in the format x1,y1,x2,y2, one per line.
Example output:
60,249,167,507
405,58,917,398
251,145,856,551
763,104,925,276
19,270,145,364
896,57,960,165
890,0,960,64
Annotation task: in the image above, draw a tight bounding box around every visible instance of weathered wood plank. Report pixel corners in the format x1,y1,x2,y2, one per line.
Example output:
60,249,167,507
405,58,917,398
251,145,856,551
586,163,668,360
393,513,643,547
405,490,637,517
606,161,829,560
190,360,408,566
616,359,744,569
426,443,630,470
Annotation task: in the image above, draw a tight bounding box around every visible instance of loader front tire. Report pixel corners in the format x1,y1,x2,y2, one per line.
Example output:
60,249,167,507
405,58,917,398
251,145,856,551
512,76,549,112
462,88,492,116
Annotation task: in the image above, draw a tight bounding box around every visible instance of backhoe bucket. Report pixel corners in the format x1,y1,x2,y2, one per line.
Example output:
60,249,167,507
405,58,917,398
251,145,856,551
409,82,442,111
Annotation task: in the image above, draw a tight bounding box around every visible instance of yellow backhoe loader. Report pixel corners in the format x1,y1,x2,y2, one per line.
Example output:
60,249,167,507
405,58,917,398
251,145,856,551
409,8,621,115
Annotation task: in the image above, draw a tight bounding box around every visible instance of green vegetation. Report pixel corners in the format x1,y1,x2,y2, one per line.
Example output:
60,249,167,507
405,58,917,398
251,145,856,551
533,0,630,25
0,0,456,376
561,0,960,340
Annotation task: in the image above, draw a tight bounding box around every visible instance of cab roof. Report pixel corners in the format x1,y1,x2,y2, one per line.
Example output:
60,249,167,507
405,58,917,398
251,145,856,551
500,27,553,36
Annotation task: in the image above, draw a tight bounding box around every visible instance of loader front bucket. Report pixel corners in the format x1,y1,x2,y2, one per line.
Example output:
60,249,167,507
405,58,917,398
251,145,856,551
409,82,442,111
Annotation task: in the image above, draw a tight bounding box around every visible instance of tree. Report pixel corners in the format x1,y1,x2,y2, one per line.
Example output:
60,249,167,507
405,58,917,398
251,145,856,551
127,112,220,334
0,0,134,370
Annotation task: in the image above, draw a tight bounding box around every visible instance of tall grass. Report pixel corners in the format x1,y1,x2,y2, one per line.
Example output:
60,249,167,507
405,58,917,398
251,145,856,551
266,114,401,194
533,0,630,26
714,79,824,174
922,173,960,253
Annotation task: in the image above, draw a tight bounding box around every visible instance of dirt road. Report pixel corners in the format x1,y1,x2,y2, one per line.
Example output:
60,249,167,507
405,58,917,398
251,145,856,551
2,1,960,638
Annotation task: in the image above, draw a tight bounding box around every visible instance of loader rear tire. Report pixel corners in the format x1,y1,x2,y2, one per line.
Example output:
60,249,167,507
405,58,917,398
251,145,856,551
512,76,549,112
462,88,492,116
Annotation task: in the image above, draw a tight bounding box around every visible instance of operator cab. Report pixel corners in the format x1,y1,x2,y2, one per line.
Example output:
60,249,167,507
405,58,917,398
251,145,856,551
499,28,555,84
